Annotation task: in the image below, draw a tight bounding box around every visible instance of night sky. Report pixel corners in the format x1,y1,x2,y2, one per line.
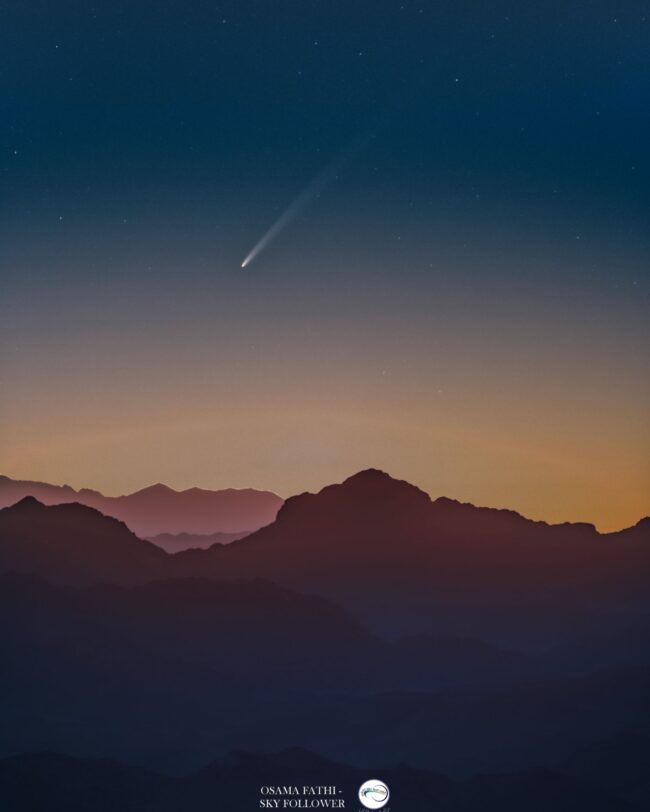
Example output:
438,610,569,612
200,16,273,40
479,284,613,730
1,2,648,530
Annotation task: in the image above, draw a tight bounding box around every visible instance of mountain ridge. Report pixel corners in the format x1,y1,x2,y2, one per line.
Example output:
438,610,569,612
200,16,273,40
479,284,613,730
3,469,646,535
0,474,283,537
2,470,648,639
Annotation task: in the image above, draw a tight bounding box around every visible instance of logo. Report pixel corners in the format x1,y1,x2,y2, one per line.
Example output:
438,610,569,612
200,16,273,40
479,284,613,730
358,779,389,809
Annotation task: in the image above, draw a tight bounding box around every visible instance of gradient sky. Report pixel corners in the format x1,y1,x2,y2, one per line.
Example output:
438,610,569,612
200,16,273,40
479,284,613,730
1,2,648,530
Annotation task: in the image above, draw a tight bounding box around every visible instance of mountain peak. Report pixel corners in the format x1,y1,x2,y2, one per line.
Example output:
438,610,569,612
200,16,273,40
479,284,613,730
342,468,397,484
274,469,431,527
135,483,176,495
0,498,167,585
335,469,431,502
8,495,45,511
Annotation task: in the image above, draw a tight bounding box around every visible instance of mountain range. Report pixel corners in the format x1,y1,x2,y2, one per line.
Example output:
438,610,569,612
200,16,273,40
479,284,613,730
3,469,646,643
0,475,282,538
144,530,251,552
180,469,649,641
1,467,649,801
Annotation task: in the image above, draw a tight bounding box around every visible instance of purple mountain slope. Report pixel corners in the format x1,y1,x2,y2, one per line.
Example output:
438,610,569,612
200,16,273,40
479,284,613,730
0,474,283,537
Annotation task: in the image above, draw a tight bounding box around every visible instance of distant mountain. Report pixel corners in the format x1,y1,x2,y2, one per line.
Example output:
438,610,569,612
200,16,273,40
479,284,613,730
0,747,636,812
146,530,251,553
0,475,282,537
0,497,168,584
175,469,650,642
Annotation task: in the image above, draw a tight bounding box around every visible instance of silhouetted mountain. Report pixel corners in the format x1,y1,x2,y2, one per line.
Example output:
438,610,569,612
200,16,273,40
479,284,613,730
0,498,168,584
146,530,250,553
175,469,650,643
0,747,637,812
0,474,282,537
1,470,648,787
3,471,648,642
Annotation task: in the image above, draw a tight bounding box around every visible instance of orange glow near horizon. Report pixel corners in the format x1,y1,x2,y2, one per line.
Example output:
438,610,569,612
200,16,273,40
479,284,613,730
2,226,648,535
2,354,648,532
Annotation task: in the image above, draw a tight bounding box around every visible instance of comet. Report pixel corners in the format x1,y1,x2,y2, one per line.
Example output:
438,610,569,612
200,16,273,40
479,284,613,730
240,135,365,268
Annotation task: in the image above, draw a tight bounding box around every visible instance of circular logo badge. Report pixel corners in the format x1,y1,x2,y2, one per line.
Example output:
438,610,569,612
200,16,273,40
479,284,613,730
358,779,390,809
